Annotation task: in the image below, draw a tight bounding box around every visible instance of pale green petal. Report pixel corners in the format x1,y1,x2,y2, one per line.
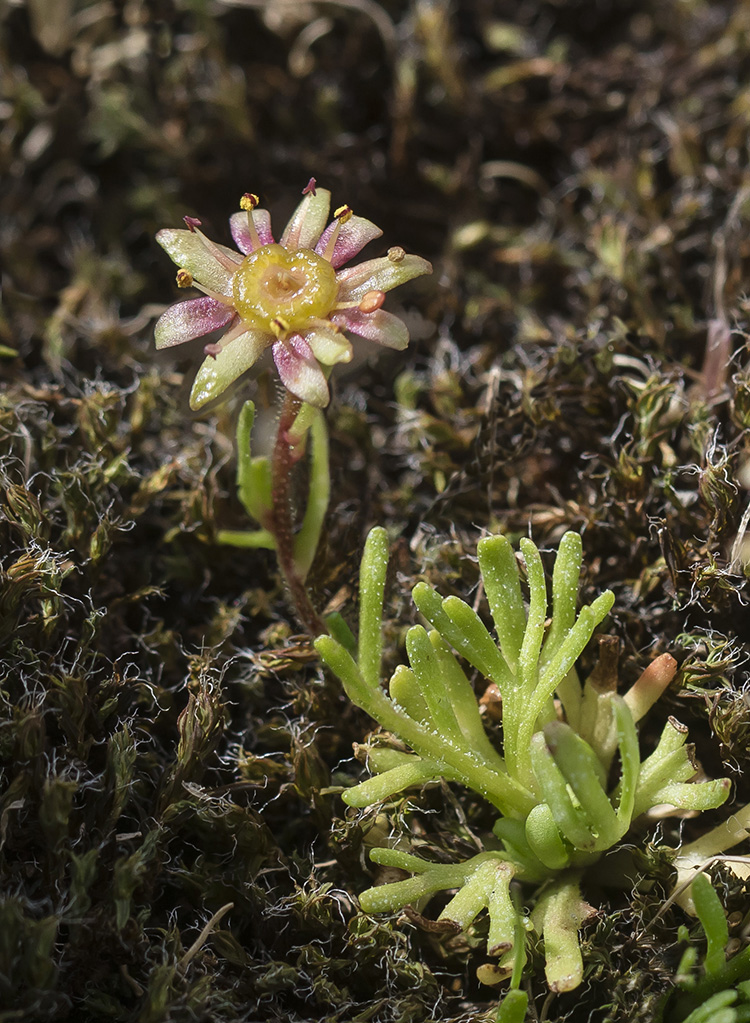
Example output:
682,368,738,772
189,330,270,409
305,327,353,365
156,229,240,296
336,254,432,300
280,189,331,250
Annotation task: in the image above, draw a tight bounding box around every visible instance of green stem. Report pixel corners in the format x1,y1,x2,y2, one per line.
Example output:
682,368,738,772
270,391,325,636
293,409,330,580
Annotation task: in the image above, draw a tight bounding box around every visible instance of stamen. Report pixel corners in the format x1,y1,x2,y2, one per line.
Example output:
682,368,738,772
194,227,242,273
322,205,352,261
180,273,231,304
216,316,249,347
322,221,342,263
303,178,317,196
203,341,223,359
309,317,340,333
359,290,386,313
387,246,405,263
184,216,202,232
240,193,262,251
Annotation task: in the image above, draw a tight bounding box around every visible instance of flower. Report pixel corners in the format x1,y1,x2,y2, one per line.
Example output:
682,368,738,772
154,180,432,409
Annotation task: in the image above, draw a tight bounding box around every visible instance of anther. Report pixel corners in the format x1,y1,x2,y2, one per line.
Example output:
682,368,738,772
359,290,386,313
240,193,259,211
271,316,289,338
203,342,223,359
334,204,353,225
184,216,202,232
387,246,405,263
176,269,194,288
303,178,317,196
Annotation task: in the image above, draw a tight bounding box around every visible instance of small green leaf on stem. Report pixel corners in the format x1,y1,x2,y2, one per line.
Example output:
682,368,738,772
358,527,389,690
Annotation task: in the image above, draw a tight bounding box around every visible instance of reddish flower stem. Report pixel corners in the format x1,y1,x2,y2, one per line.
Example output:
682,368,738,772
269,391,326,636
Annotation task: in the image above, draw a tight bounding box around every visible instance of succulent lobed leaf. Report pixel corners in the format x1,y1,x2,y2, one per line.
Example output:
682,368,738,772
317,528,732,997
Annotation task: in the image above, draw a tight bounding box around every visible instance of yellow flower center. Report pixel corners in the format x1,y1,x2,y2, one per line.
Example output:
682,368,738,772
232,243,338,334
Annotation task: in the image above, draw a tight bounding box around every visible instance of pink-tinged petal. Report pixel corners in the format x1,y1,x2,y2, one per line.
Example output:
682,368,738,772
157,229,238,296
304,327,353,366
273,334,330,407
336,254,433,301
155,298,235,349
331,307,409,350
280,188,331,250
229,209,274,254
189,329,270,409
315,215,383,268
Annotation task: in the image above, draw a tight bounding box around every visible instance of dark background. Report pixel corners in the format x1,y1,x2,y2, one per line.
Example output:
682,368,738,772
2,1,750,1020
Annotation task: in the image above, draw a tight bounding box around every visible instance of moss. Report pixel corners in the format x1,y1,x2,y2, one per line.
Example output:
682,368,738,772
2,0,750,1019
